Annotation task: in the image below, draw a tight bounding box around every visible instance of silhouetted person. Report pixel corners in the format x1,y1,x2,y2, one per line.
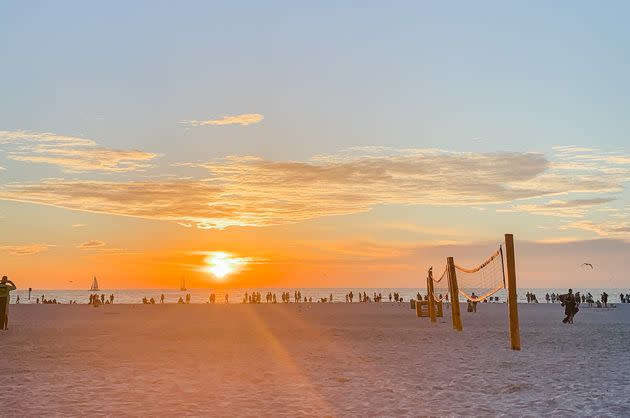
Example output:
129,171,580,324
160,294,165,304
0,276,17,330
561,289,578,324
28,287,32,300
470,292,478,312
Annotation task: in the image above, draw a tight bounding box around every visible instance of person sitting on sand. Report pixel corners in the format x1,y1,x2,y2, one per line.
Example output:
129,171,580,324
0,276,17,330
178,297,184,304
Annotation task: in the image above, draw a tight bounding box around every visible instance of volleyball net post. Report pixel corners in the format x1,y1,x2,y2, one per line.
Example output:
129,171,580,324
504,233,521,351
447,257,463,331
427,268,436,323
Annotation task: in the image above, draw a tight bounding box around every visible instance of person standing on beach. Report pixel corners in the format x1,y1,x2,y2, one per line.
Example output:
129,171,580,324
0,276,17,330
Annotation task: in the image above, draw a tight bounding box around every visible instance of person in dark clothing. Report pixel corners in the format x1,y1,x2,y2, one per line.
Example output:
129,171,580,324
561,289,578,324
0,276,17,330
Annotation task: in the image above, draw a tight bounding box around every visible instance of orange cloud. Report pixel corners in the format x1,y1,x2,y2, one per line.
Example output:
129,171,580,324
0,244,51,255
0,147,627,240
78,240,106,249
0,130,159,172
181,113,264,127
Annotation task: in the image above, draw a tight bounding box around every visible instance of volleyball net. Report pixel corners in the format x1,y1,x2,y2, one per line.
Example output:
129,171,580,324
430,264,449,302
454,246,505,303
422,234,520,350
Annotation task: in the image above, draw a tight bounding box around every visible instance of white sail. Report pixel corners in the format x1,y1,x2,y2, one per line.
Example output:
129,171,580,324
90,276,99,291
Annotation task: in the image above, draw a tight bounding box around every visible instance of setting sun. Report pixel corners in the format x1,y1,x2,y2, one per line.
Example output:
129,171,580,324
202,252,247,280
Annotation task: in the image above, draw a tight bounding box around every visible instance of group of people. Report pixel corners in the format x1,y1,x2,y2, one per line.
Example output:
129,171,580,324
619,293,630,303
346,291,388,303
89,293,114,305
545,291,612,308
525,292,539,303
38,296,60,304
558,289,617,324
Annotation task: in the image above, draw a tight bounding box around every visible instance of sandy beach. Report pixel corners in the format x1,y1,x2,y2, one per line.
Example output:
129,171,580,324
1,302,629,417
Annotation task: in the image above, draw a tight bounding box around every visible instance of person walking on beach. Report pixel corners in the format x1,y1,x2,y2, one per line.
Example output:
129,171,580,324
561,289,578,324
0,276,17,330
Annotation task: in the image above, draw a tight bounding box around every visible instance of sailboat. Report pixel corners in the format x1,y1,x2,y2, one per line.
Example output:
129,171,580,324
90,276,100,292
180,276,186,291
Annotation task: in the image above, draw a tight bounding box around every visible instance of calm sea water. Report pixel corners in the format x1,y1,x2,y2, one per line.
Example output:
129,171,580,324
8,287,629,305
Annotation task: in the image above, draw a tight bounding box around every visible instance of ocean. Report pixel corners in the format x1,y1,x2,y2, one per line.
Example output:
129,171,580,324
8,287,628,305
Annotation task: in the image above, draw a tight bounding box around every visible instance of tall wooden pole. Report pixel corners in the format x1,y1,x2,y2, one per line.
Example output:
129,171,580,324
504,234,521,350
428,268,436,323
447,257,463,331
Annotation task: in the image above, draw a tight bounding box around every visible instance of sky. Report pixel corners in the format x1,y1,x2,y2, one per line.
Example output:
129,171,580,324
0,1,628,290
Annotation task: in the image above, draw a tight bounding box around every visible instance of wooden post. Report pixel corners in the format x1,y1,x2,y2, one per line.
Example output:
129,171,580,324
504,234,521,350
447,257,463,331
427,268,436,323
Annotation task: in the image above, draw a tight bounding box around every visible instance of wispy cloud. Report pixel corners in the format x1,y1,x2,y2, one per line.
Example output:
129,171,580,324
499,198,615,218
0,147,626,239
71,223,87,228
78,240,106,249
0,149,551,229
0,244,51,255
497,146,630,237
0,130,159,173
181,113,264,127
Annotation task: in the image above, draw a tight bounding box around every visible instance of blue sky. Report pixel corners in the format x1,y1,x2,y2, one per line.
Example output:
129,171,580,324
0,1,628,288
3,0,630,157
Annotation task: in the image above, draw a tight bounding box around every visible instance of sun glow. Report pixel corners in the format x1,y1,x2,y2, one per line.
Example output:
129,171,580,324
202,252,247,280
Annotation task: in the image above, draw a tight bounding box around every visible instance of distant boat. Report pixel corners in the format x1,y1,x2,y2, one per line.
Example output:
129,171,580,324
90,276,100,292
180,277,186,291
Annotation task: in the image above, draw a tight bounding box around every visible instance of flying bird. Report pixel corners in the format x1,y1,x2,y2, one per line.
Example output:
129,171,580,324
581,263,594,269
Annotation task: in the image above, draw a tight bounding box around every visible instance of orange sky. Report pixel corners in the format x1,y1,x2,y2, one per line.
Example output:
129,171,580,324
1,4,629,289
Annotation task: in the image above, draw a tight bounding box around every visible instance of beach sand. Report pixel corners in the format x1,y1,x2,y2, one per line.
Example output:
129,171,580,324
1,302,629,416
